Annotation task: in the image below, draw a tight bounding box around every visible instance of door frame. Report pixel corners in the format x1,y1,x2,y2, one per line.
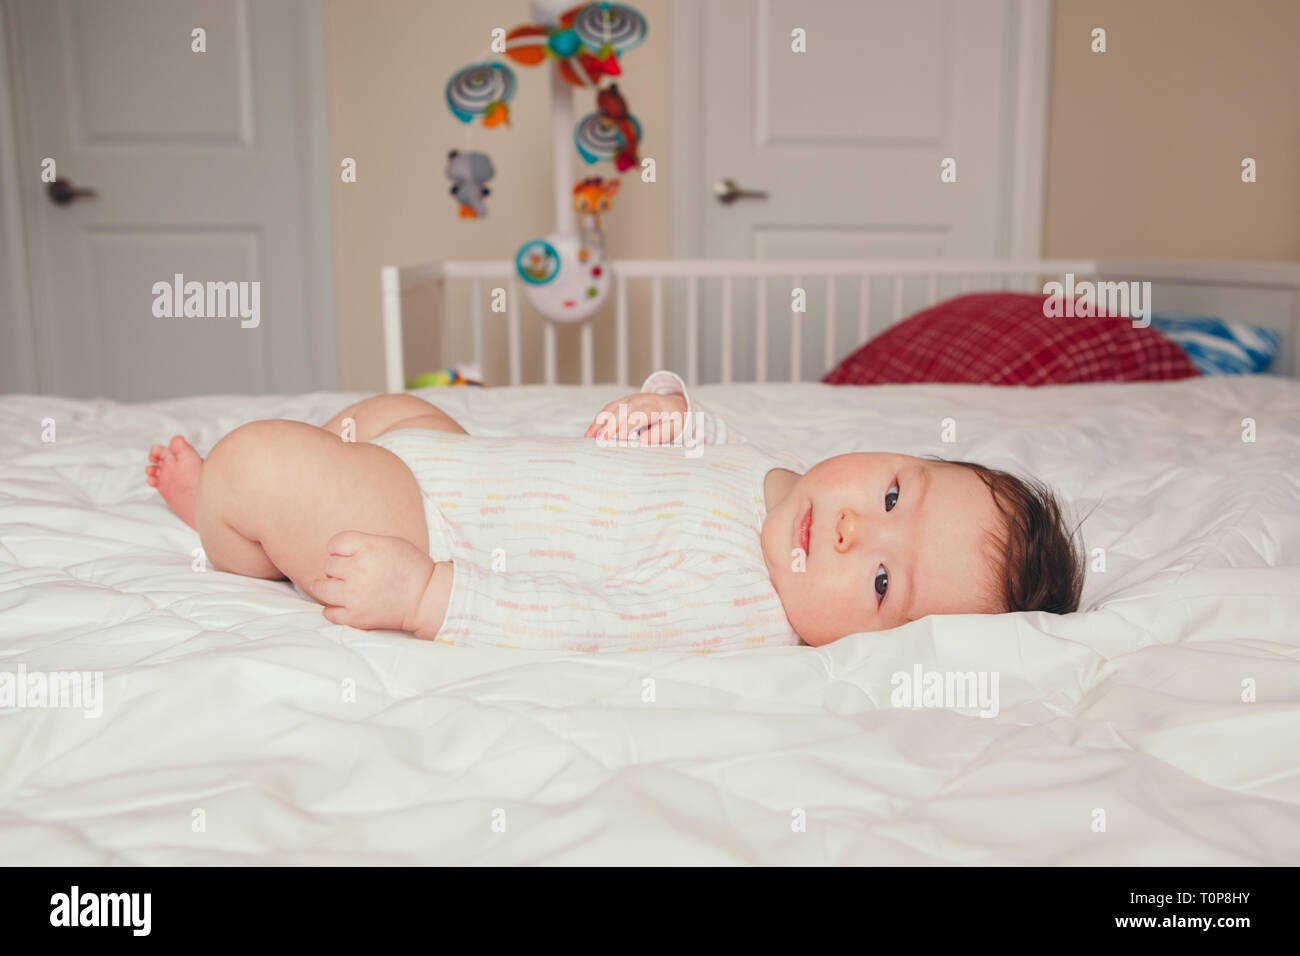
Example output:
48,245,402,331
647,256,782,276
0,0,37,393
668,0,1055,262
0,0,338,396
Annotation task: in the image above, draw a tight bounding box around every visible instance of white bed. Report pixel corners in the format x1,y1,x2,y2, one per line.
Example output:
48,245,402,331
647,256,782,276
2,373,1298,864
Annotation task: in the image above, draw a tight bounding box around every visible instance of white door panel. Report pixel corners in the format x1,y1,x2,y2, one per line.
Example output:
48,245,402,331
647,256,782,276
11,0,332,399
683,0,1028,381
704,0,1011,258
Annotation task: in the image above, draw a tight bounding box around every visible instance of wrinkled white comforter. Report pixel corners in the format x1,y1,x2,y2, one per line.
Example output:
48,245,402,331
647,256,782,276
1,377,1298,864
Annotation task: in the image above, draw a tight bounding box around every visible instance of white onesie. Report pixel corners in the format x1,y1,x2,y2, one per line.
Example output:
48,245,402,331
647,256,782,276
369,373,804,652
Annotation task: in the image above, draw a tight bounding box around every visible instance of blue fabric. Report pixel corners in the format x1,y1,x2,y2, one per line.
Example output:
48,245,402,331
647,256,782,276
1149,314,1282,375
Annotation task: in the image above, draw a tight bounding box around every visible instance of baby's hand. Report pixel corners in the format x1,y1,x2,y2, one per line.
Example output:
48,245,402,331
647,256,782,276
313,531,433,631
584,392,687,445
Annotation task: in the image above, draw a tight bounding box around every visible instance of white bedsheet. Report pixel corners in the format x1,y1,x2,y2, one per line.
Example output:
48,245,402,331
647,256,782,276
1,377,1298,864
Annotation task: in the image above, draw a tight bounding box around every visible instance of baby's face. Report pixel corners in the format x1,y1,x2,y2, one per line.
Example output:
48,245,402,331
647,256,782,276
761,453,1004,645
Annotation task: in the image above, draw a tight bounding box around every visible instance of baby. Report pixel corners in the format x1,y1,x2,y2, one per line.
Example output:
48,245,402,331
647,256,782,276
145,372,1083,650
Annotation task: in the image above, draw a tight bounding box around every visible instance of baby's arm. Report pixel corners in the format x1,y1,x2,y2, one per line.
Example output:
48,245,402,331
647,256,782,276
585,370,733,447
640,370,726,446
313,531,453,639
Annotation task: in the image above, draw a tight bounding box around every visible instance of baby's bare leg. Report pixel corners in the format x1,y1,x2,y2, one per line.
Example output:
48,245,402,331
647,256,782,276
323,394,467,442
195,419,427,599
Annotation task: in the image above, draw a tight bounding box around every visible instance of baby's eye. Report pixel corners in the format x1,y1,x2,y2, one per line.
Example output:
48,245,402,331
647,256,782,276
874,564,889,603
884,480,900,512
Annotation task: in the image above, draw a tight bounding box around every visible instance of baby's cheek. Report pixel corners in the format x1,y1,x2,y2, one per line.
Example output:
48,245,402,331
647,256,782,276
807,568,850,604
789,572,864,642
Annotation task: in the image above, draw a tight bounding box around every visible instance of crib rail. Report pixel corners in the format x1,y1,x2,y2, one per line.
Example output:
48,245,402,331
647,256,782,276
382,257,1300,389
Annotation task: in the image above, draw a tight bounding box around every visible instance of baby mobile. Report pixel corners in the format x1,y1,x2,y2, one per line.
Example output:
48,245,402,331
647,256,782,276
442,0,647,324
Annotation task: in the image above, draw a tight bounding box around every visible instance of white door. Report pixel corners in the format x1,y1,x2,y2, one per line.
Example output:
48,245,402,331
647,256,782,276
674,0,1048,381
7,0,335,400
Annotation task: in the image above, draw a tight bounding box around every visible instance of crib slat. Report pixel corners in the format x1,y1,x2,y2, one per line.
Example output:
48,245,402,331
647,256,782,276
686,275,699,387
544,321,557,385
824,276,837,372
721,275,733,385
470,277,484,374
381,266,404,393
507,277,522,386
581,322,594,386
651,276,664,372
790,274,802,383
615,274,628,386
858,276,870,343
892,275,904,323
756,276,767,383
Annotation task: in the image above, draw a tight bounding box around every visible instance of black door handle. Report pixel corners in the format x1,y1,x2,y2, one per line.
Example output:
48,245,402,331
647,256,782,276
47,177,98,206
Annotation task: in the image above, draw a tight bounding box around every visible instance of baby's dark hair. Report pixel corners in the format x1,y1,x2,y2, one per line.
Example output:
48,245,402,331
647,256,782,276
943,460,1085,615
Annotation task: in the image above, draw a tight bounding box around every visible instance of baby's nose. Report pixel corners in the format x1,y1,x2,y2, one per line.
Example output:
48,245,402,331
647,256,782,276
833,509,858,553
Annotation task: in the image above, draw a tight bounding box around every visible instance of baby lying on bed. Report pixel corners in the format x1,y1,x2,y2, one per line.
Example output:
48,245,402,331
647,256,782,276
144,372,1083,651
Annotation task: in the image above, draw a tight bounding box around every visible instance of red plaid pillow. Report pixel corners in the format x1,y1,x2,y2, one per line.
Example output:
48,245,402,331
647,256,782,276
822,292,1201,385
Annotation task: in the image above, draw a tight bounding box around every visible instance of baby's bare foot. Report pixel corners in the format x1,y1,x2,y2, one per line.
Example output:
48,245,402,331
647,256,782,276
146,435,203,529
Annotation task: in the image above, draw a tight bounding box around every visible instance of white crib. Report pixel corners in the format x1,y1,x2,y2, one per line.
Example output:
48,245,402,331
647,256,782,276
381,257,1300,390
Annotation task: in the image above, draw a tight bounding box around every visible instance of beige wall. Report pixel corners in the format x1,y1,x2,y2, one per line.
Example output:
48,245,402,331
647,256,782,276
326,0,669,391
1043,0,1300,261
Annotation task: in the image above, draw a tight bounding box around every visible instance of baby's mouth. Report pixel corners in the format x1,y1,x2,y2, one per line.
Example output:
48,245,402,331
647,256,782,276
797,506,812,558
